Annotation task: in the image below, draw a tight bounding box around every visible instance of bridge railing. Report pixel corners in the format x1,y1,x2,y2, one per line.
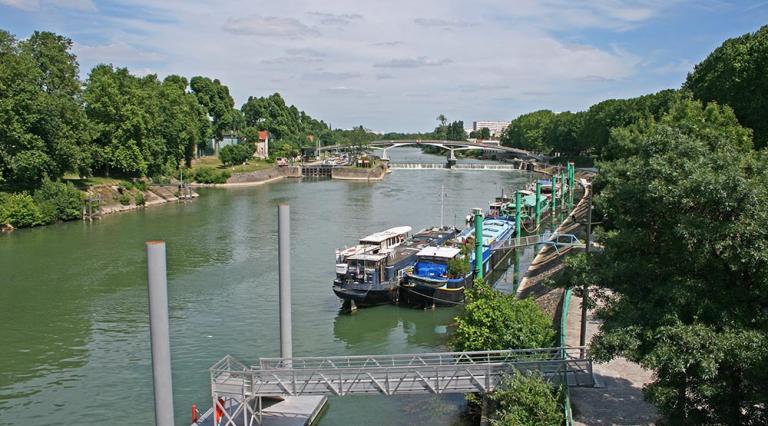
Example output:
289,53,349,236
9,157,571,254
210,348,591,398
256,347,580,369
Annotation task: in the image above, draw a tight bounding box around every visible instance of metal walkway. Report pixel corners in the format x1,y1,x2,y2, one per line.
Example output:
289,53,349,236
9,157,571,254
207,347,593,425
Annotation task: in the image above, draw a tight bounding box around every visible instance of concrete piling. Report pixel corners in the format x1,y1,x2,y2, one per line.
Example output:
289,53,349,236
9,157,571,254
146,241,175,426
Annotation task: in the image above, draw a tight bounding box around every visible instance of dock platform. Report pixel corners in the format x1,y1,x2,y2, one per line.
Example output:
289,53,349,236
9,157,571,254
193,396,327,426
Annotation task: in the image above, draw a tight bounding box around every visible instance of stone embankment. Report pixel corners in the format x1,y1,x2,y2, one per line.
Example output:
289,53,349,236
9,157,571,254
331,164,387,181
88,184,198,216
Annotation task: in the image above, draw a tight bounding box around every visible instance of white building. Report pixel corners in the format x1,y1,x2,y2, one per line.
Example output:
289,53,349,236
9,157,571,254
472,121,511,138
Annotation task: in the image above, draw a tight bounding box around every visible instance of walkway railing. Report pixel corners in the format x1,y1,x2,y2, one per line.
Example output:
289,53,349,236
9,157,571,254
210,347,592,401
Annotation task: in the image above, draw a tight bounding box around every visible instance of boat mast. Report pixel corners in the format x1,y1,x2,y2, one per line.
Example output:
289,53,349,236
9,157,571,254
440,184,445,228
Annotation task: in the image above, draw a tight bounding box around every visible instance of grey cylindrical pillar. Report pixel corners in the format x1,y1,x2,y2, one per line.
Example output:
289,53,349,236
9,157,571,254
146,241,175,426
278,205,293,360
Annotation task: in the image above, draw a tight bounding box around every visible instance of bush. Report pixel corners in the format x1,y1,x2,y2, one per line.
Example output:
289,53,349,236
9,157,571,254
0,193,44,228
134,192,145,206
490,370,564,426
193,167,230,184
447,255,470,278
219,143,254,166
134,180,147,191
452,281,556,352
117,193,131,205
33,179,84,223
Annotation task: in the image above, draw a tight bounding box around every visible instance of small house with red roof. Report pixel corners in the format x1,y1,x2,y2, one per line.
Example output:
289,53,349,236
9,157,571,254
254,130,269,159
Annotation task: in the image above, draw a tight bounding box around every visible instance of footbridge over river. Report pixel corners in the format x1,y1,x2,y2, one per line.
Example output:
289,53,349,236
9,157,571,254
319,140,545,162
207,347,593,425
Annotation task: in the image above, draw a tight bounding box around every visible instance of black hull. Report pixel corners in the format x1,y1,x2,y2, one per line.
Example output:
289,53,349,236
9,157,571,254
333,284,398,308
400,274,474,307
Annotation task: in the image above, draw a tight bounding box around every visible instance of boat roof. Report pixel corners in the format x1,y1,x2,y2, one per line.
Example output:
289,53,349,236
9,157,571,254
537,179,552,185
347,252,389,262
360,226,412,244
416,246,461,259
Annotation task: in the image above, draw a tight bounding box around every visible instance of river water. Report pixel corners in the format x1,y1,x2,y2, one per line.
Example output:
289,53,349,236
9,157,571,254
0,149,541,425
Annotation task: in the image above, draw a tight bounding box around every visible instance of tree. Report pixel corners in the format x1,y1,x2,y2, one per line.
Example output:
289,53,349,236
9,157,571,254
219,143,254,166
452,281,556,352
578,99,768,424
685,25,768,149
190,76,235,143
446,120,467,141
0,30,92,187
479,127,491,140
490,370,564,426
500,110,555,153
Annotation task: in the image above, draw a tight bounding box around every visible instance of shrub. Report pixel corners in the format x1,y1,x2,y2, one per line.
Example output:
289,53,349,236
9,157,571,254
121,181,134,191
452,281,556,352
219,143,254,166
193,167,230,184
447,255,470,278
117,193,131,205
33,179,84,223
134,180,147,191
134,192,145,206
0,193,44,228
490,370,564,426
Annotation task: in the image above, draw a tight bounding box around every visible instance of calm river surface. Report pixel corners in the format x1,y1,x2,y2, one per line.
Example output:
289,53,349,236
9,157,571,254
0,149,541,425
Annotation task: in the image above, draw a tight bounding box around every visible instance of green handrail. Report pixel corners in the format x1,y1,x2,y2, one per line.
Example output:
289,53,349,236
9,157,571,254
561,287,574,426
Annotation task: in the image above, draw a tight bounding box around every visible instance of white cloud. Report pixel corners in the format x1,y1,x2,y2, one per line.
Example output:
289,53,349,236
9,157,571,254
222,15,319,38
0,0,94,11
21,0,687,130
374,56,453,68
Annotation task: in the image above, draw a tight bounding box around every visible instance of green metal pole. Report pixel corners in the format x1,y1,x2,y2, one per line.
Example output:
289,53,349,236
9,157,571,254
568,163,574,212
535,181,542,231
473,208,484,280
560,170,566,211
515,191,522,240
551,175,557,218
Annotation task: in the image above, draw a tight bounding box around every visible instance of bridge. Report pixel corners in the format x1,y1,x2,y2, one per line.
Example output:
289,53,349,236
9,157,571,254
208,347,593,425
318,140,544,162
388,162,532,171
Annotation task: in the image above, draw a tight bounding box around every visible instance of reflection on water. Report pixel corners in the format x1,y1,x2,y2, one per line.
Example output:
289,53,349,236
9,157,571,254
0,148,542,425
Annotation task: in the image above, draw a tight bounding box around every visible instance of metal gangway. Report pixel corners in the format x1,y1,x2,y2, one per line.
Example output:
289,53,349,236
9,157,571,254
492,233,587,255
208,347,593,425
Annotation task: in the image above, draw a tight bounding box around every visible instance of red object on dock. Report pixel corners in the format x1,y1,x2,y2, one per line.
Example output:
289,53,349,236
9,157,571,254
191,404,198,423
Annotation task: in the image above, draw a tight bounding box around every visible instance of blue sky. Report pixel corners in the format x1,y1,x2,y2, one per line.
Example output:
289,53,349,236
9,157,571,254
1,0,766,132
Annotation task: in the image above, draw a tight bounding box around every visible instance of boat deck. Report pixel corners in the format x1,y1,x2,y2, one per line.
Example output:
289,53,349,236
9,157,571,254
192,396,327,426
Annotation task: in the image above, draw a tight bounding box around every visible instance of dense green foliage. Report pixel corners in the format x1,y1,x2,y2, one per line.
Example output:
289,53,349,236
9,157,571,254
0,30,91,187
452,281,556,352
191,167,231,184
500,90,679,159
0,179,82,227
490,371,564,426
685,25,768,149
565,99,768,424
85,67,210,177
219,143,254,166
0,192,43,227
446,255,470,278
33,179,82,222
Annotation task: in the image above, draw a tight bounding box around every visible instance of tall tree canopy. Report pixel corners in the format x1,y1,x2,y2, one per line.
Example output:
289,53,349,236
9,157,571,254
0,30,91,187
685,25,768,149
190,76,235,143
84,66,210,177
577,99,767,424
500,110,556,153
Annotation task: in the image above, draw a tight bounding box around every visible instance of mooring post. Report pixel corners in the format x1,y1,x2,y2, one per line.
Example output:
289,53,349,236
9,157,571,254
551,174,557,220
473,208,484,280
568,163,575,212
560,169,566,210
580,186,593,357
146,241,175,426
515,191,522,241
535,181,542,230
278,204,293,360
